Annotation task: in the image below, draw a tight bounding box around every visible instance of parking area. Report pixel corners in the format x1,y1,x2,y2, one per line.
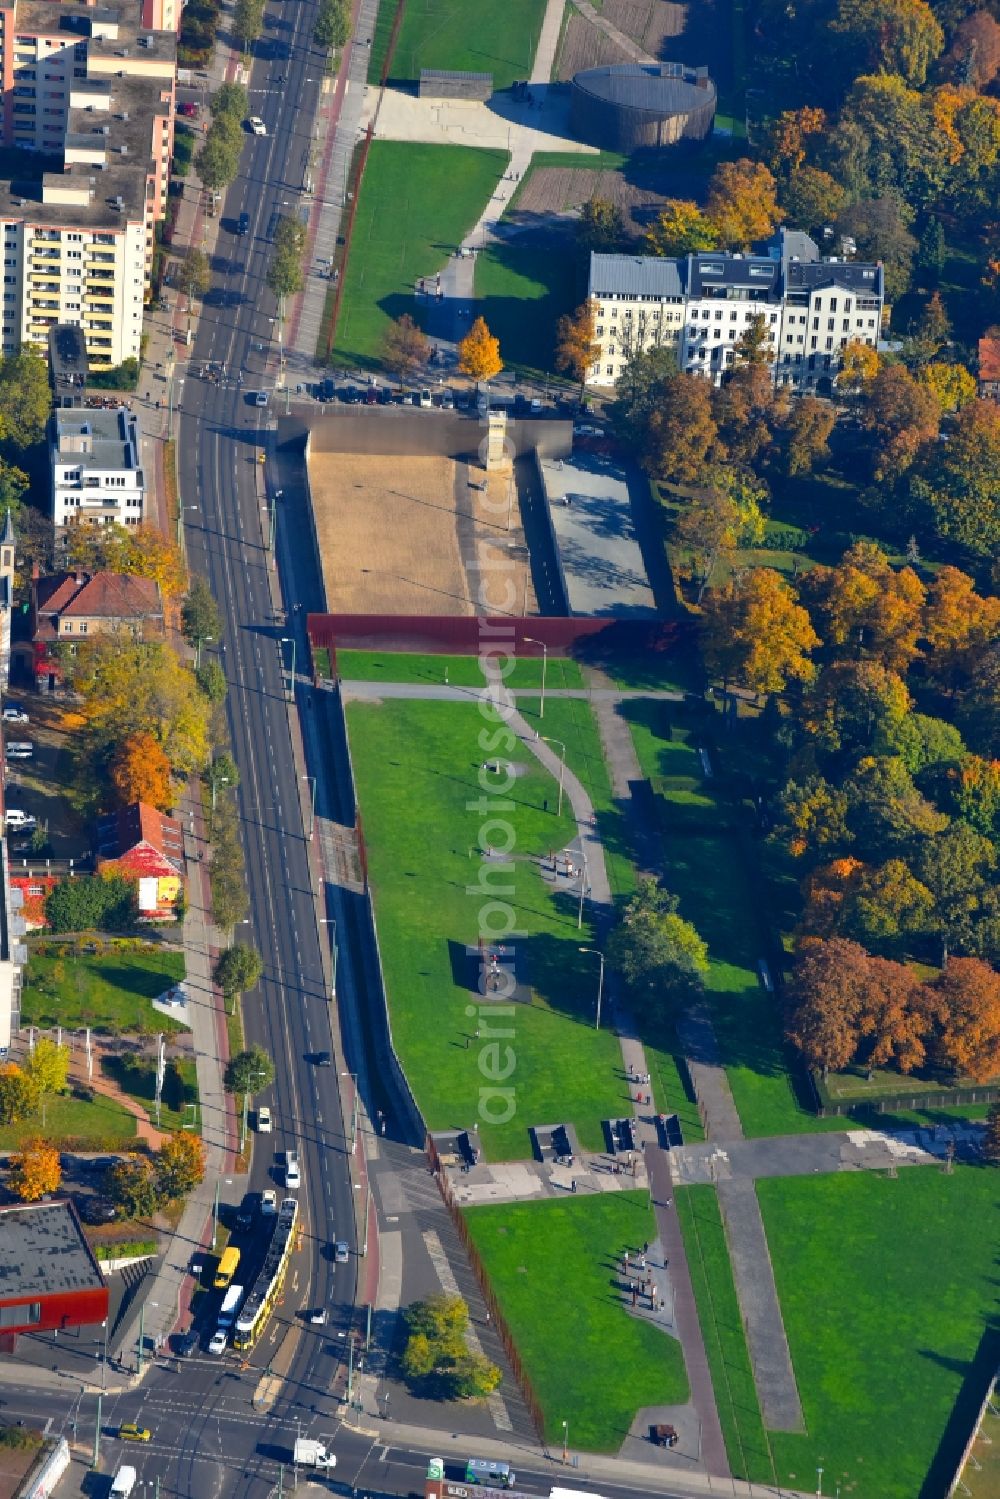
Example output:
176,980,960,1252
2,694,93,862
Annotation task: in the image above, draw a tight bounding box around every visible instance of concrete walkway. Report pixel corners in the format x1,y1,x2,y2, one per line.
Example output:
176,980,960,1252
340,680,683,701
671,1124,983,1185
676,1004,743,1143
111,783,238,1375
531,0,567,83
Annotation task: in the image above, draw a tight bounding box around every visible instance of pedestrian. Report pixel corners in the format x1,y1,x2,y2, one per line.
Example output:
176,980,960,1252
631,1284,638,1307
571,1178,577,1194
643,1240,649,1255
543,798,548,812
624,1248,629,1267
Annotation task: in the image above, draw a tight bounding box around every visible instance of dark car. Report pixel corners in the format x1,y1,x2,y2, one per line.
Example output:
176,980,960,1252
377,385,392,405
320,376,336,402
235,1193,256,1230
237,212,250,236
314,1050,332,1067
174,1329,198,1359
77,1195,117,1225
84,1156,119,1173
365,383,378,405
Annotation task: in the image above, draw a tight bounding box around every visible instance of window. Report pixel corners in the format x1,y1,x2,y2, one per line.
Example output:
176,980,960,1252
830,298,838,312
79,622,88,634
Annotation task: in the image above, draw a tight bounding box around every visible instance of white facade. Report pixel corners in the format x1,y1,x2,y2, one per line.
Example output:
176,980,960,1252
0,840,26,1054
588,253,685,387
680,298,781,383
51,407,146,528
772,277,884,389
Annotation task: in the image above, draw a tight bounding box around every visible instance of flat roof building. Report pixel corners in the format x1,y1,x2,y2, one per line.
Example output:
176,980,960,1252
0,1201,108,1341
50,405,146,528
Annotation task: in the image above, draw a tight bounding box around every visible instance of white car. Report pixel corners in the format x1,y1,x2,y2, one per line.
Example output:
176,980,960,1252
285,1151,300,1190
208,1328,228,1355
248,116,267,136
5,809,36,830
2,706,28,724
256,1106,272,1133
573,423,604,438
254,390,269,407
309,1307,328,1326
261,1189,278,1215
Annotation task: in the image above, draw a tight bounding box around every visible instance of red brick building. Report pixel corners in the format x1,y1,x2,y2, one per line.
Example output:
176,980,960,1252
0,1201,108,1345
96,802,185,919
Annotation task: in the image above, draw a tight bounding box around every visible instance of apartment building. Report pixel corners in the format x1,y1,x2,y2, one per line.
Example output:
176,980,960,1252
0,835,27,1055
50,404,145,527
588,230,886,393
588,252,686,387
0,0,175,367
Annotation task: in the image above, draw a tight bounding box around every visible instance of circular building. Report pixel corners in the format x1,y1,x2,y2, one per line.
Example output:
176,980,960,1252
571,63,717,152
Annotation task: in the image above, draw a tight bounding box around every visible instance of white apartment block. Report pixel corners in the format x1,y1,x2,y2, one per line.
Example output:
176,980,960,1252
0,0,175,368
589,230,886,394
588,253,686,387
0,838,26,1055
51,405,146,528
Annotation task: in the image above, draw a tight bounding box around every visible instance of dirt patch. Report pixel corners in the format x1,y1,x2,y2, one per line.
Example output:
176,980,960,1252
510,166,665,234
308,452,535,615
556,8,634,79
557,0,714,78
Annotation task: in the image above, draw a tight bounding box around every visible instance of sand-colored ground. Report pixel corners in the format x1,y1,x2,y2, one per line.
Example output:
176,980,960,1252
309,451,535,616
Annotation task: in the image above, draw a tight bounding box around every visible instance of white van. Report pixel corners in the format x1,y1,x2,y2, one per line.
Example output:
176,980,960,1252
111,1466,137,1498
4,741,32,759
4,809,36,830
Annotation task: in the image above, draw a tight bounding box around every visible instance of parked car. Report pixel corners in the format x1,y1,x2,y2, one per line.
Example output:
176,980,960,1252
247,116,267,135
320,377,336,403
2,706,28,724
441,389,454,409
118,1424,152,1443
261,1189,278,1215
177,101,198,117
4,809,35,830
573,423,604,437
255,390,269,407
5,741,33,760
174,1329,198,1359
77,1195,117,1225
256,1106,272,1133
235,1193,256,1230
419,389,432,408
207,1329,228,1356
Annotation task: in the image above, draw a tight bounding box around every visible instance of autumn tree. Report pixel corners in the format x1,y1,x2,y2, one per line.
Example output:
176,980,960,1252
554,300,600,393
9,1138,61,1202
156,1131,206,1199
803,661,911,757
577,196,624,251
0,1062,36,1126
644,372,719,484
607,878,709,1014
783,395,835,476
613,343,677,447
22,1038,69,1115
774,775,852,861
63,523,186,601
109,732,173,810
919,362,977,413
458,316,502,382
929,958,1000,1082
673,474,765,602
786,938,872,1074
714,362,780,468
921,566,1000,695
856,953,928,1075
645,199,718,257
782,166,846,236
833,0,944,85
861,365,940,481
835,196,917,303
106,1154,157,1219
380,314,429,385
910,397,1000,556
800,541,926,673
836,339,879,393
401,1294,500,1399
706,159,781,249
839,858,935,953
766,107,827,175
701,568,819,697
944,10,1000,88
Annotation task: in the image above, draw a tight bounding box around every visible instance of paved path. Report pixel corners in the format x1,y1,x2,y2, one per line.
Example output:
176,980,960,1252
66,1045,168,1152
572,0,657,61
340,680,683,701
531,0,567,82
671,1124,982,1185
676,1005,743,1143
717,1178,803,1432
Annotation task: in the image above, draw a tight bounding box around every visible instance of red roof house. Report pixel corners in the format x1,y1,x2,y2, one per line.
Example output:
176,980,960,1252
32,570,163,692
96,802,185,919
979,336,1000,402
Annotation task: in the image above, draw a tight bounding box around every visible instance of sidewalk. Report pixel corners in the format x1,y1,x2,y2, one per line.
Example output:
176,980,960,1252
110,782,239,1375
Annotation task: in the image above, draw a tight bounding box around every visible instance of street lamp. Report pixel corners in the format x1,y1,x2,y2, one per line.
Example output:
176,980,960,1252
540,735,566,818
562,1420,569,1463
341,1067,358,1154
320,916,338,997
579,946,605,1030
280,635,297,700
523,636,547,720
302,773,317,840
212,1175,233,1249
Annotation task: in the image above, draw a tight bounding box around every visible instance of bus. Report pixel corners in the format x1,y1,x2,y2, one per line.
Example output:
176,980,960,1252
213,1246,241,1289
218,1284,245,1328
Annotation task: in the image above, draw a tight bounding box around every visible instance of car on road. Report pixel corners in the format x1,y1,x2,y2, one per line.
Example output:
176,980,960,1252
235,1193,256,1230
309,1307,328,1325
441,389,454,409
237,212,250,236
174,1329,198,1358
313,1050,331,1067
4,809,36,830
285,1150,300,1189
261,1188,278,1214
256,1105,272,1133
118,1423,151,1443
207,1329,228,1356
320,377,336,402
334,1240,349,1264
254,390,269,407
2,706,28,724
247,116,267,135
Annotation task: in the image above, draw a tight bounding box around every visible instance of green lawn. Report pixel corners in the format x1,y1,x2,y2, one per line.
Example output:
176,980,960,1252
756,1169,1000,1499
21,941,187,1036
369,0,546,88
335,142,507,367
475,228,581,377
346,699,630,1158
465,1193,688,1449
101,1055,200,1133
676,1187,773,1482
0,1090,137,1149
336,649,584,689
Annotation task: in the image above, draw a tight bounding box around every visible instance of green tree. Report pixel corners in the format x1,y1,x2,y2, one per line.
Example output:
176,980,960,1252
844,756,949,860
836,195,917,302
45,874,137,932
225,1044,275,1095
22,1038,69,1106
452,1353,503,1399
782,166,846,236
400,1294,499,1399
314,0,349,46
106,1155,158,1219
195,120,242,194
578,196,625,252
732,312,774,368
181,575,222,649
607,878,708,1013
267,220,306,304
983,1103,1000,1165
917,216,945,281
0,1063,37,1126
233,0,264,49
774,776,852,862
612,344,677,448
214,943,263,999
196,659,228,703
878,711,966,772
210,82,248,122
0,346,51,449
916,823,996,964
176,248,210,320
205,752,239,804
910,398,1000,556
841,858,935,952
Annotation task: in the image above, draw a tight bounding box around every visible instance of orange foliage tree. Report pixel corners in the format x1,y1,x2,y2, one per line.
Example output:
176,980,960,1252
110,732,174,810
10,1137,61,1201
156,1131,206,1199
706,160,781,249
929,958,1000,1081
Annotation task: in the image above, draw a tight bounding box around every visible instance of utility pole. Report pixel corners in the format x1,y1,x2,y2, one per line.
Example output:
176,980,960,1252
92,1393,101,1470
137,1302,145,1377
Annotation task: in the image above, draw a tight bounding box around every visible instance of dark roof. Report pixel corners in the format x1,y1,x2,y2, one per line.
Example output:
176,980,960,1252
0,508,14,548
784,258,884,297
687,252,782,299
573,62,716,116
0,1201,104,1300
